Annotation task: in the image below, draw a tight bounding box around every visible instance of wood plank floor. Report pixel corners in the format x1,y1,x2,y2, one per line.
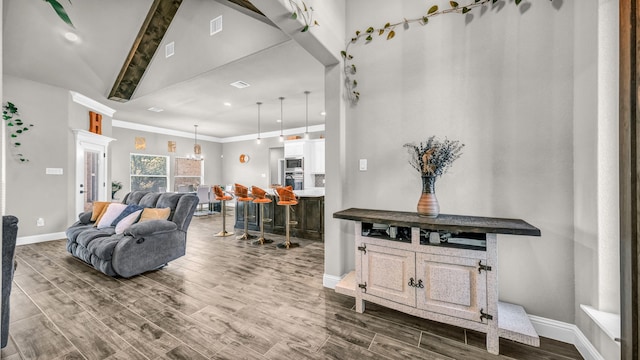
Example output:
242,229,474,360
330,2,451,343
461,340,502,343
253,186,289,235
2,210,584,360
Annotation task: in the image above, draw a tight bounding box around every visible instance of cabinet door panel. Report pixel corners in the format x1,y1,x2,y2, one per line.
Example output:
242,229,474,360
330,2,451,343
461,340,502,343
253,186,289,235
362,244,416,307
416,253,486,322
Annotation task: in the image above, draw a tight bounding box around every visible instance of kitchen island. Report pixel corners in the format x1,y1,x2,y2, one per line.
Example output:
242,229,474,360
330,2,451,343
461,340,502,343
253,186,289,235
234,189,324,240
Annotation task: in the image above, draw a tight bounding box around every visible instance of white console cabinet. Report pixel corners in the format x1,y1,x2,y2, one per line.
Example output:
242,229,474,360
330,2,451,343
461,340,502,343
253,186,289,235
333,208,541,355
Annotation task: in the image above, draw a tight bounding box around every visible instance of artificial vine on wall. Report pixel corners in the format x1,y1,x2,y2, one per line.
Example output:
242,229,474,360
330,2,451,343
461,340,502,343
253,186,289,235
288,0,555,104
341,0,554,103
287,0,319,32
3,102,34,163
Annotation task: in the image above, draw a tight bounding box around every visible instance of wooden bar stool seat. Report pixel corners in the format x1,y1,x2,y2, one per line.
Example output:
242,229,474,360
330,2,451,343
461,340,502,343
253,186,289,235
275,186,299,249
251,186,273,245
213,185,234,237
234,183,255,240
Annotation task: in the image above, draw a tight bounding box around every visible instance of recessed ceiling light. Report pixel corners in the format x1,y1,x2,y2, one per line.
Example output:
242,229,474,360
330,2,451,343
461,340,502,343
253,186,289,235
223,102,231,107
64,32,79,42
147,107,164,112
320,111,326,116
230,81,250,89
276,119,281,123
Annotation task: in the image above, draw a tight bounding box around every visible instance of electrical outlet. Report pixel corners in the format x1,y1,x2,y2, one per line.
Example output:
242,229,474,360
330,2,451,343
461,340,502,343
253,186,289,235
359,159,367,171
37,218,45,227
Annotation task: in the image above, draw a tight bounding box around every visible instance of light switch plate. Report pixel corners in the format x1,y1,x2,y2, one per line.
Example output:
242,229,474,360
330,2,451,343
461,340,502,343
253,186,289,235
359,159,367,171
46,168,63,175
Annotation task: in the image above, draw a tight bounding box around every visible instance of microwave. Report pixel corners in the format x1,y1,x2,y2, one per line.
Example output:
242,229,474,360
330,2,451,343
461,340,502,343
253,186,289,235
285,157,304,171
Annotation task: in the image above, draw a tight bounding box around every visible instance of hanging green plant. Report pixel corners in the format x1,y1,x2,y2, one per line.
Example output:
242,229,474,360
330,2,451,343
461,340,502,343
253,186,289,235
288,0,319,32
341,0,555,103
3,102,34,163
43,0,74,28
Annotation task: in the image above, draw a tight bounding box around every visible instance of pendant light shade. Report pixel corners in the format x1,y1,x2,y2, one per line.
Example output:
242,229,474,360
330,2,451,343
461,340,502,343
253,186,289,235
304,91,310,140
256,101,262,144
188,125,203,160
279,96,285,142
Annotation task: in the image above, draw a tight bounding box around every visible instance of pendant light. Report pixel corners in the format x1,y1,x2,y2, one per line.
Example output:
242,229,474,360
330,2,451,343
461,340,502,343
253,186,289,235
279,96,285,142
304,91,310,139
189,125,202,160
256,101,262,144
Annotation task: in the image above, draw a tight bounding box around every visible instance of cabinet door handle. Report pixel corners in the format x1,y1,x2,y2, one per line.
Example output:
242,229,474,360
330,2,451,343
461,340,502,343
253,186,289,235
408,277,415,287
417,279,424,288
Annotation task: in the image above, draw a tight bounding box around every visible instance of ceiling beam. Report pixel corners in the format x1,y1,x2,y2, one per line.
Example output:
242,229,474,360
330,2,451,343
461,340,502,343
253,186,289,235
212,0,276,27
108,0,183,102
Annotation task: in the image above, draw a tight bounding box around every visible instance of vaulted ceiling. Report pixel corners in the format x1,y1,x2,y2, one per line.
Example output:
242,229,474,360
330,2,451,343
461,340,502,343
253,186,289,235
2,0,325,138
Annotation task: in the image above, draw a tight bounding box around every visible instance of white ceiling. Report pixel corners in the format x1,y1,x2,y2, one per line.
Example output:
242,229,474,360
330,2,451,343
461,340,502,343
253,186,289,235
2,0,325,139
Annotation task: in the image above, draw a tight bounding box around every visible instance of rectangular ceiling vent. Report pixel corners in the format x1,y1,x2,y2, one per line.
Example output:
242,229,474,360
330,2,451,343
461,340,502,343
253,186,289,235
165,41,175,58
230,80,250,89
210,16,223,36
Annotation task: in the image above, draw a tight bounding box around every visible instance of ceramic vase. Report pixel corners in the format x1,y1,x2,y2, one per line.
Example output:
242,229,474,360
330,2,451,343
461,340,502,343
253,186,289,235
417,175,439,217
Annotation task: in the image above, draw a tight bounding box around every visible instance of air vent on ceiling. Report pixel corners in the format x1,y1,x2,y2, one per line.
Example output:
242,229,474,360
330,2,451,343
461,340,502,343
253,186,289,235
165,42,175,58
230,81,250,89
210,16,223,36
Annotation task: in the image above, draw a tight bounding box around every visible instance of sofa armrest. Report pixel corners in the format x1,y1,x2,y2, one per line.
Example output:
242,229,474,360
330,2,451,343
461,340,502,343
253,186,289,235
78,211,93,225
124,220,178,237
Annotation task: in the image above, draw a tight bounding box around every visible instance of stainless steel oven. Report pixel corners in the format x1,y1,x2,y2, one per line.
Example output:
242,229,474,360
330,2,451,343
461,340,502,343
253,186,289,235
285,171,304,190
285,157,304,172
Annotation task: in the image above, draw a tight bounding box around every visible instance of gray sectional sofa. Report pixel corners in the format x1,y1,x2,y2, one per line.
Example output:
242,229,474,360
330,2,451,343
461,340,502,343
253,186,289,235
66,191,198,278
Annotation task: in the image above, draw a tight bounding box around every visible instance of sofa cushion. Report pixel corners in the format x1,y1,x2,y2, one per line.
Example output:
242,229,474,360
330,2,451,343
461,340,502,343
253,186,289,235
96,204,128,229
87,234,124,261
77,227,115,248
115,210,142,234
138,193,161,208
66,224,94,243
139,208,171,223
125,191,150,205
90,202,111,222
156,193,183,221
111,204,144,226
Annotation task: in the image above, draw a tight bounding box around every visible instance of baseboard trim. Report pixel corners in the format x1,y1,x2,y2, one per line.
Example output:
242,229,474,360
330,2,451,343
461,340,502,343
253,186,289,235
323,273,343,289
17,232,66,246
529,315,604,360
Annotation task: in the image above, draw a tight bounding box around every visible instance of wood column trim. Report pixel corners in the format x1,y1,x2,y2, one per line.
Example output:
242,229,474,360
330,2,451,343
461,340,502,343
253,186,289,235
619,0,639,358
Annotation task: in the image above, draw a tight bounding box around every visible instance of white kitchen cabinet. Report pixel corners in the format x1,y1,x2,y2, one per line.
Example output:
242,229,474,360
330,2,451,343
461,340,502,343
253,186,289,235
310,139,325,174
284,140,305,157
334,208,542,356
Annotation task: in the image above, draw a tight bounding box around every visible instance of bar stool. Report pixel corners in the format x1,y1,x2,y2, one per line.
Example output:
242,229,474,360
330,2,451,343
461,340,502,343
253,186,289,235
251,186,273,245
275,186,299,249
234,183,255,240
212,185,233,237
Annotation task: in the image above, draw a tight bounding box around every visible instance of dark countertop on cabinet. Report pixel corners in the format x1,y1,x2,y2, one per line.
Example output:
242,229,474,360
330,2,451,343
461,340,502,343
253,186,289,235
333,208,540,237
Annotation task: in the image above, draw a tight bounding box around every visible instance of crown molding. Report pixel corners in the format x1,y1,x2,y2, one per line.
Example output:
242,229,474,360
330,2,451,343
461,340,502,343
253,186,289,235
112,120,324,144
69,91,116,117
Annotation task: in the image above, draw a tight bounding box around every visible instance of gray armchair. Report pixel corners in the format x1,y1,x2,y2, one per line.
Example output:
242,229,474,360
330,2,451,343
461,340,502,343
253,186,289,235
66,191,198,278
2,215,18,348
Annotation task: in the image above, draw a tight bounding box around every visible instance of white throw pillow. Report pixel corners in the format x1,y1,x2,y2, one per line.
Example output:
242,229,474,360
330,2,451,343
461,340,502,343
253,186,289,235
115,209,142,234
96,203,128,229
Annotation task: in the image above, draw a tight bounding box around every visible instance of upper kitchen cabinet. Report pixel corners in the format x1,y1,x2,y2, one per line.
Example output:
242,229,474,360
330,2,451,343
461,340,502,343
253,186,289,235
284,140,306,158
310,139,325,174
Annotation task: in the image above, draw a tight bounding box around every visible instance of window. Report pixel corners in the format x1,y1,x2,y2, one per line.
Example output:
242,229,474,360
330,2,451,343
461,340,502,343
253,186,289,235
130,154,169,192
174,157,203,192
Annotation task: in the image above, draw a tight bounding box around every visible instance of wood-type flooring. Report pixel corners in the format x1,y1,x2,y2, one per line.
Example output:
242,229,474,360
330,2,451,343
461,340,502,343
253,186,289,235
2,209,584,359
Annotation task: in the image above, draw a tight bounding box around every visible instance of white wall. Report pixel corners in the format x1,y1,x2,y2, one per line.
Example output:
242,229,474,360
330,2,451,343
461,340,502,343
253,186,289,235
3,76,75,236
221,136,283,189
342,1,575,323
111,127,223,194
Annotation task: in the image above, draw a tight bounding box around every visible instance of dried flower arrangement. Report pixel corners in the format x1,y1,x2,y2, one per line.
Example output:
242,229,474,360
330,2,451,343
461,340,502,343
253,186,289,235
404,136,464,178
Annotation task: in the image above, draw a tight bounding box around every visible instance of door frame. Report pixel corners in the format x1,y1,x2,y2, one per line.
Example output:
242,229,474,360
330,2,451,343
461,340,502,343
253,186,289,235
73,129,115,215
619,1,639,358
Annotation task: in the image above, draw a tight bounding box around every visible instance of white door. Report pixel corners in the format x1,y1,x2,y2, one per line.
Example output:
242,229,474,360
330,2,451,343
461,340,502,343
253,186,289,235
74,130,115,216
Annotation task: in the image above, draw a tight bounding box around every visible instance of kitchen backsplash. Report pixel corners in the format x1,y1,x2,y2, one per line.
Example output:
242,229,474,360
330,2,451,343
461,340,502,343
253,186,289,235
314,174,325,187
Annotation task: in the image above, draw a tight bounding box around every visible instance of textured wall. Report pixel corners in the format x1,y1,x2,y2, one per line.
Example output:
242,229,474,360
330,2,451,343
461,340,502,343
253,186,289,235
341,1,575,323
